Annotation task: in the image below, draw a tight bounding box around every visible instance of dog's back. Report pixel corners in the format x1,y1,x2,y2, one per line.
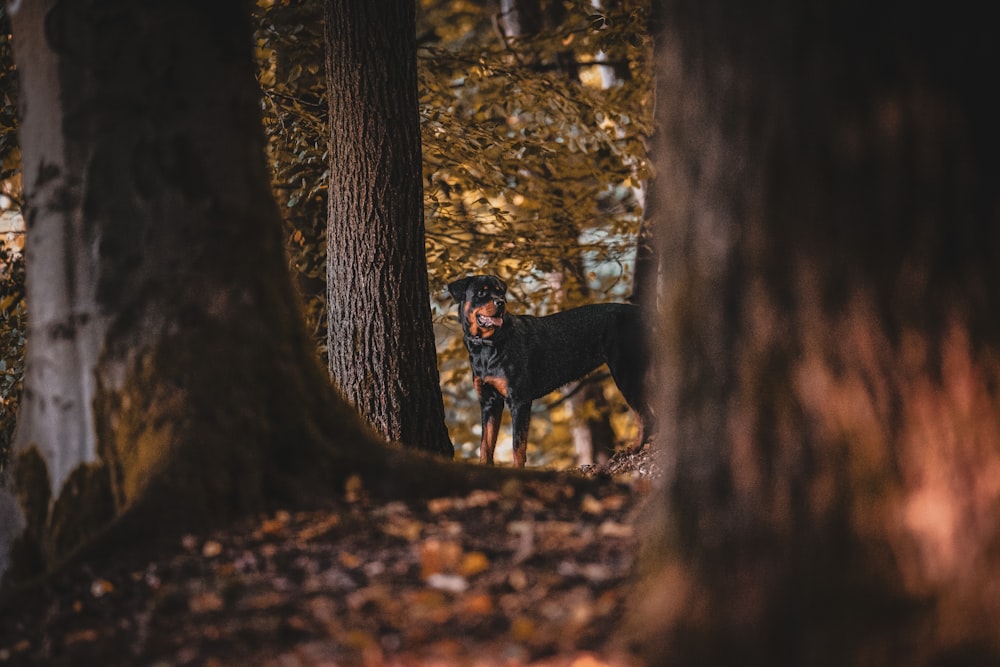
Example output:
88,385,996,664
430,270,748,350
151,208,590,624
503,303,644,401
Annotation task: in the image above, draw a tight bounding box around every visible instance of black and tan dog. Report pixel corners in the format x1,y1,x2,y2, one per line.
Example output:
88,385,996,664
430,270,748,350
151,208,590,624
448,275,652,467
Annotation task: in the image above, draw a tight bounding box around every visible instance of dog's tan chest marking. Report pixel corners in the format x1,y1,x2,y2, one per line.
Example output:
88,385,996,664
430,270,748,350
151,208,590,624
474,375,508,398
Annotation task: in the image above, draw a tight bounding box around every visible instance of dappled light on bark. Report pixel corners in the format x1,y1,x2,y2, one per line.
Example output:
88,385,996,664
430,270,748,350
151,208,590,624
772,277,1000,644
633,273,1000,663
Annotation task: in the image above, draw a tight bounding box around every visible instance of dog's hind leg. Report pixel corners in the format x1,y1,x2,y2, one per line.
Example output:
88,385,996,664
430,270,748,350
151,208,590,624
612,374,655,447
607,340,654,446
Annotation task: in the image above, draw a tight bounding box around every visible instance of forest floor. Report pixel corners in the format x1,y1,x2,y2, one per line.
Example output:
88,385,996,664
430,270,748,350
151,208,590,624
0,446,660,667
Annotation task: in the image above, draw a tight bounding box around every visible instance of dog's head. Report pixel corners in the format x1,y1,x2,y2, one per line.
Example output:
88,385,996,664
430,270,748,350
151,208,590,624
448,275,508,339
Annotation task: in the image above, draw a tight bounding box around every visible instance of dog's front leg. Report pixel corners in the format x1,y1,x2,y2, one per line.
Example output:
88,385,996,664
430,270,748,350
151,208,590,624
476,383,505,465
509,400,532,467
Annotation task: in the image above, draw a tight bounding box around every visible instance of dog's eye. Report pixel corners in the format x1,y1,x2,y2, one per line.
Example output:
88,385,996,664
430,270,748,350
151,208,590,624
477,289,487,297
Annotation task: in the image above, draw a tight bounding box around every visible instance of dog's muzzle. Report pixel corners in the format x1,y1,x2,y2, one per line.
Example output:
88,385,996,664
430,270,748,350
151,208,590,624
476,300,505,329
476,314,503,329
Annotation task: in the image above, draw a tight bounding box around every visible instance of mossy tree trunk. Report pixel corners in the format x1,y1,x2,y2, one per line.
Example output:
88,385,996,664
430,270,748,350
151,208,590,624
635,1,1000,664
324,0,452,457
0,0,387,582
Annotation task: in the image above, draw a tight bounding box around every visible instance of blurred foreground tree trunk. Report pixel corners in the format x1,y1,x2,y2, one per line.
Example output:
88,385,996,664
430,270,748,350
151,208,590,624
634,1,1000,664
0,0,421,583
324,0,453,457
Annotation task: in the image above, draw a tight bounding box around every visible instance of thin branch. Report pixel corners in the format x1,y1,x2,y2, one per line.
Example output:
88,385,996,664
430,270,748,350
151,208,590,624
544,371,612,409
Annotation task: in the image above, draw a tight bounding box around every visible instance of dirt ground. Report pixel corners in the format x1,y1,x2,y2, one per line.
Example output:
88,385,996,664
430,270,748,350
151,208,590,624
0,447,660,666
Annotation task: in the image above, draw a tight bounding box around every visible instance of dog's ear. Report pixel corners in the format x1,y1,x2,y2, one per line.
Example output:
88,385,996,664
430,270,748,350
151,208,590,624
491,275,508,295
447,277,473,302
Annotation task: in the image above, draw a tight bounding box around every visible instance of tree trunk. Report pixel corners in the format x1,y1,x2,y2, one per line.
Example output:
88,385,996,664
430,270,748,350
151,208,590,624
499,0,541,42
629,202,656,306
0,0,385,582
569,381,617,467
324,0,452,457
634,1,1000,664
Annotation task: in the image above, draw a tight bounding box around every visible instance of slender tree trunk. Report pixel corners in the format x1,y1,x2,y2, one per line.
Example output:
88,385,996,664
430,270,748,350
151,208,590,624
629,200,656,306
569,381,617,466
499,0,541,43
0,0,383,582
633,1,1000,664
324,0,452,457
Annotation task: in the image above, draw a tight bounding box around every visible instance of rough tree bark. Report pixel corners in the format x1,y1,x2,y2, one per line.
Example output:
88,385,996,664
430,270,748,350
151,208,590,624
0,0,394,582
324,0,453,457
633,1,1000,664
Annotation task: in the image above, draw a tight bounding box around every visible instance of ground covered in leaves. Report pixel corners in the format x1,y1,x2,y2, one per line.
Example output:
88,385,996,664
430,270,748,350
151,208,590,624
0,447,658,666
